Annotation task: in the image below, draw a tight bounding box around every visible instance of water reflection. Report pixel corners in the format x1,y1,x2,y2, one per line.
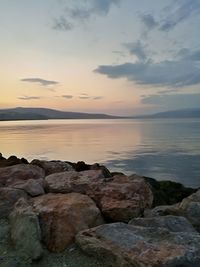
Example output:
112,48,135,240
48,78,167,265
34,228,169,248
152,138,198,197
0,118,200,187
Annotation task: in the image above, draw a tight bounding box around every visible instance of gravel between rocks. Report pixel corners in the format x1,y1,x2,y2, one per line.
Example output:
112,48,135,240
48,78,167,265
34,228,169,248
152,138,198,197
0,219,110,267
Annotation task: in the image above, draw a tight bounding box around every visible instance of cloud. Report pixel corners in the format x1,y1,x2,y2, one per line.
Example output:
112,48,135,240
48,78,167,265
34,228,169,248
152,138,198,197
80,93,89,96
54,0,120,31
52,16,73,31
93,96,103,100
140,13,158,31
141,93,200,109
94,48,200,88
68,0,120,19
21,78,59,86
124,41,148,62
79,96,90,99
18,95,41,100
140,0,200,34
62,95,73,99
159,0,200,31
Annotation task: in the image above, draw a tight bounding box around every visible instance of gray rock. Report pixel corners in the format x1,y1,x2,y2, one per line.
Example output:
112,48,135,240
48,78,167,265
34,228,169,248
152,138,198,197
31,159,74,175
145,189,200,232
9,198,43,261
0,188,28,218
13,178,45,196
76,222,200,267
129,215,197,233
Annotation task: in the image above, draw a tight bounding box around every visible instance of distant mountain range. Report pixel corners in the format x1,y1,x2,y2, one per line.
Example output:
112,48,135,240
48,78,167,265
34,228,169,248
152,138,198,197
134,108,200,119
0,107,123,121
0,107,199,121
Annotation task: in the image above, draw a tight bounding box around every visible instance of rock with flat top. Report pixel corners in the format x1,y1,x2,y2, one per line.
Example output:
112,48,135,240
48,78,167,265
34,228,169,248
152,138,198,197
0,164,45,187
76,222,200,267
129,215,197,233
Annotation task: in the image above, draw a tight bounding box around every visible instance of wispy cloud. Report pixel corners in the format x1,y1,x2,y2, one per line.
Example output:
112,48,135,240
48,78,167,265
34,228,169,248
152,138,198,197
140,0,200,33
62,95,73,99
18,95,41,100
140,13,158,31
54,0,120,31
52,16,73,31
124,41,148,62
21,78,59,86
93,96,103,100
79,96,90,99
159,0,200,31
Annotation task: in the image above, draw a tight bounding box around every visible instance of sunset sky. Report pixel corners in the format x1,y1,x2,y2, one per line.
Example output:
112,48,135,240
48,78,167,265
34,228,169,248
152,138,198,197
1,0,200,115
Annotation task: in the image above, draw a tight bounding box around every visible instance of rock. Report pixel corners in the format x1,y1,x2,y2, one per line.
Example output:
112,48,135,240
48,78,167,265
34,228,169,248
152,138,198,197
45,170,106,194
145,189,200,232
76,222,200,267
0,164,45,187
94,174,153,222
0,155,29,168
144,204,180,217
178,189,200,231
32,193,104,252
0,187,28,218
74,161,90,172
31,159,74,175
90,163,112,178
45,172,153,222
13,178,45,196
144,177,196,206
9,198,43,261
129,215,197,233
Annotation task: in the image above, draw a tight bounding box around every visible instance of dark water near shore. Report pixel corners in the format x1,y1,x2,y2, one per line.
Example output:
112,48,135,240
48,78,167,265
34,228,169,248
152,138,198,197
0,118,200,187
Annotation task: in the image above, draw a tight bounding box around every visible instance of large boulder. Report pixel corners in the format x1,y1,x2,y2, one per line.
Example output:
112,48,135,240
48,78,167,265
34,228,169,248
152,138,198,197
9,198,43,261
31,159,74,175
0,187,28,218
32,193,104,252
129,215,197,233
45,170,106,194
76,222,200,267
93,174,153,222
45,172,153,222
0,164,45,187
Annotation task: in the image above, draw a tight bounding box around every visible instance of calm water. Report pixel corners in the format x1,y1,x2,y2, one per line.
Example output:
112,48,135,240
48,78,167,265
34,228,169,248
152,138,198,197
0,119,200,188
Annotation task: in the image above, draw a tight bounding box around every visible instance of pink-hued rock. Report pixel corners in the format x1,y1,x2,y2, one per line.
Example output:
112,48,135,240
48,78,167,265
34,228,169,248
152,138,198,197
45,171,153,222
76,222,200,267
31,159,74,175
0,187,28,218
92,174,154,222
32,193,104,252
0,164,45,187
45,169,106,194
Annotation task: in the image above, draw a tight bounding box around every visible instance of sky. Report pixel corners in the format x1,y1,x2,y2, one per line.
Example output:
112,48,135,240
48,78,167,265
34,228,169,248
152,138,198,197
0,0,200,116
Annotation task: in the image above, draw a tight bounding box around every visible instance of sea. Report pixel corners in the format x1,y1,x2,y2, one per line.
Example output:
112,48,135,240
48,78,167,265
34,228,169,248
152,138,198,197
0,118,200,188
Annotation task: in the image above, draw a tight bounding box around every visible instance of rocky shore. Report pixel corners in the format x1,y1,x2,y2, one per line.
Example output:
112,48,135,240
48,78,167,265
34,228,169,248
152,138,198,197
0,153,200,267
